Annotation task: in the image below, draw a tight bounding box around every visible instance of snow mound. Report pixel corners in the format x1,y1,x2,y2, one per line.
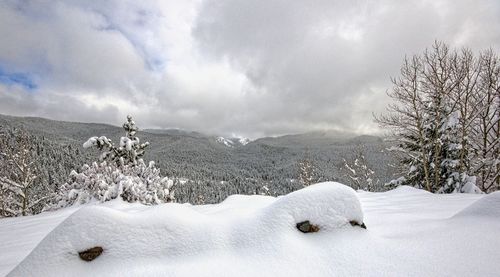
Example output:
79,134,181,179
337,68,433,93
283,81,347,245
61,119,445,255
8,182,365,277
384,185,432,196
452,191,500,219
264,182,364,231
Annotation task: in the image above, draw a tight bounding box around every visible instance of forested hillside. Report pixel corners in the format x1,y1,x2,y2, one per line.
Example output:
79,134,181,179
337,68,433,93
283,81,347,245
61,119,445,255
0,114,396,206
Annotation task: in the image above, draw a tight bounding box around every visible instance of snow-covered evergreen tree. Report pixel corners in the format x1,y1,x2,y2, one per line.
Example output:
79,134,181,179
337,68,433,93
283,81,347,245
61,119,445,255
54,160,175,207
54,115,175,207
83,115,149,166
439,111,481,193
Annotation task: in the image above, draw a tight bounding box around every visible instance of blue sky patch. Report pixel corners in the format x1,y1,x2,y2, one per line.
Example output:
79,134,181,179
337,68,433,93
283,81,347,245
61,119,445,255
0,67,37,90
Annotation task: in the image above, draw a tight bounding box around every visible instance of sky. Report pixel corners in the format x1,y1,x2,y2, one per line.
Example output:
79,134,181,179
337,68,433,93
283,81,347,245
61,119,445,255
0,0,499,139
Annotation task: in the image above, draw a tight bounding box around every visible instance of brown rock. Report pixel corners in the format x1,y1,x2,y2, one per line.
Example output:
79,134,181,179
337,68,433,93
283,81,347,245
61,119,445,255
78,246,103,262
296,220,320,233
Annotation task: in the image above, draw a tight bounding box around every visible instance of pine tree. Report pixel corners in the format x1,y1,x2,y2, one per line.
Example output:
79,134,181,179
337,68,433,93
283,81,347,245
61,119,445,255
83,115,149,166
54,115,175,207
55,160,175,207
438,111,480,193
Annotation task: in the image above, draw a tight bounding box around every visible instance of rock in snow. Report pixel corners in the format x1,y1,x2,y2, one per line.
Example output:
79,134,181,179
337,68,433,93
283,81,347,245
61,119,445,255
78,246,103,262
296,221,321,233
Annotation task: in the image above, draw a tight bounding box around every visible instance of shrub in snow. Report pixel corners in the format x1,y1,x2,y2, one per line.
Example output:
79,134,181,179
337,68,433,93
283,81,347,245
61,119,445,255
340,147,381,191
297,152,319,187
55,160,175,207
54,115,175,208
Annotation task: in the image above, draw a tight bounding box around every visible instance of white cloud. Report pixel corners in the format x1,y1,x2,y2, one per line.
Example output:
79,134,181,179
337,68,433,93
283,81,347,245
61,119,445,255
0,0,499,138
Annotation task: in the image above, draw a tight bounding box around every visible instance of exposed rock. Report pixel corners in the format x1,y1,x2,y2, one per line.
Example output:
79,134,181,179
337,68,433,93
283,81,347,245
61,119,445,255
78,246,103,262
349,220,367,229
296,220,320,233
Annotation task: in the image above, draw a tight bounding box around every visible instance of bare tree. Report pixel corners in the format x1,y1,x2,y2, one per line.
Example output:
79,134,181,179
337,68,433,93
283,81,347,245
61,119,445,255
375,41,498,193
374,53,432,191
420,42,463,191
449,48,481,174
470,49,500,192
298,150,317,187
340,146,380,191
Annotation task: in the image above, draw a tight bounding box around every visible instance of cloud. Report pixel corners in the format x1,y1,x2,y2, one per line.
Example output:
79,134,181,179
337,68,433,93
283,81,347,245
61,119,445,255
193,0,500,136
0,0,499,138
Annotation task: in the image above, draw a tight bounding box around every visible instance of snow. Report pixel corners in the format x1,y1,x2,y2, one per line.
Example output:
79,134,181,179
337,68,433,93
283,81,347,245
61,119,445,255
238,137,250,145
452,191,500,218
83,136,111,149
119,137,135,151
216,136,234,148
82,137,97,149
216,136,251,147
1,182,499,277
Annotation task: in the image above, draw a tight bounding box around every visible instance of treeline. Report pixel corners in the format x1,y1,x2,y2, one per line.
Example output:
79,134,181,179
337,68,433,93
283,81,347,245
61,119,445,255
0,121,392,214
156,141,393,203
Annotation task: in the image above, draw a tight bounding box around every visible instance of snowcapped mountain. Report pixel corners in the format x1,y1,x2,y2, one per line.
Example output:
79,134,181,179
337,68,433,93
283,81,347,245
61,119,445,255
237,137,250,145
216,136,251,148
216,137,234,147
144,127,251,148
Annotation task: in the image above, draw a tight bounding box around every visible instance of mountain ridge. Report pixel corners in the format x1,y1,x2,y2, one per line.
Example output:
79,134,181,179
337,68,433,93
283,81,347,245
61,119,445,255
0,113,396,203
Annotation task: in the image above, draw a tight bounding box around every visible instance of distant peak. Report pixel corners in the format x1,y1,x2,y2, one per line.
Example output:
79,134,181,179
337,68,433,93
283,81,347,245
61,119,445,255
216,136,251,147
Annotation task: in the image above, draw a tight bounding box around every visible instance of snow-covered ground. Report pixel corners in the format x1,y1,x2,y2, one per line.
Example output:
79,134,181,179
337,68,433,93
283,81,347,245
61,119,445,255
1,183,499,277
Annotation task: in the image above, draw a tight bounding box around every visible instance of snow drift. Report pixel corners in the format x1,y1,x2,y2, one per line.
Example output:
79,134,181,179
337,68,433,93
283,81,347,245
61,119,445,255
8,182,366,277
5,182,500,277
452,191,500,218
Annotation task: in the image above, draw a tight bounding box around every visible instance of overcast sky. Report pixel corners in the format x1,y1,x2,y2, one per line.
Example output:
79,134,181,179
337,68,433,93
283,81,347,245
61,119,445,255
0,0,499,138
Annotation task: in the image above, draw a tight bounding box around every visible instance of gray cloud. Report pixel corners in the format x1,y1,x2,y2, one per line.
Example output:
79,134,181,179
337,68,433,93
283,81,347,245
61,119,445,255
193,0,500,136
0,0,499,138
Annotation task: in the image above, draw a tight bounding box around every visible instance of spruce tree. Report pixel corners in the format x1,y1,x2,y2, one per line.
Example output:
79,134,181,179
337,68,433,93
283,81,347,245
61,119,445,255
55,115,175,208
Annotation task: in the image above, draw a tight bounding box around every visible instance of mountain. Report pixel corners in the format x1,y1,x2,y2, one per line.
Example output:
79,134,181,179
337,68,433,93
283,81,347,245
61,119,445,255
216,136,251,148
255,130,356,148
143,128,206,138
0,114,397,204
